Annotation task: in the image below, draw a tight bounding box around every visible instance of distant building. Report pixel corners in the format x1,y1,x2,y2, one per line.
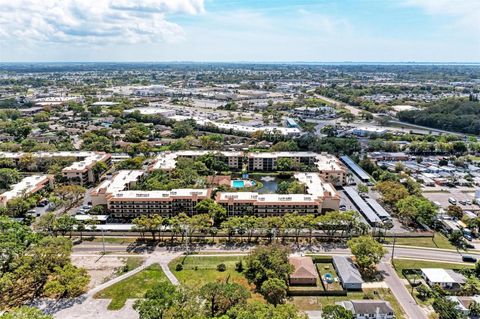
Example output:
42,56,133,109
350,127,387,137
0,175,53,206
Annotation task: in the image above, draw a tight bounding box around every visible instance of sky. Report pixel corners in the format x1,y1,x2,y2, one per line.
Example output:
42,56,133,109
0,0,479,62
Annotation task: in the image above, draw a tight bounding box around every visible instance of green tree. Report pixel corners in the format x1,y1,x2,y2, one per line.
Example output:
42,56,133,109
200,282,250,317
322,305,354,319
227,301,307,319
172,120,195,138
195,198,227,226
276,158,296,171
347,236,386,273
43,263,90,298
447,205,463,220
0,168,20,189
245,244,293,289
133,282,178,319
0,307,53,319
432,296,463,319
260,278,287,305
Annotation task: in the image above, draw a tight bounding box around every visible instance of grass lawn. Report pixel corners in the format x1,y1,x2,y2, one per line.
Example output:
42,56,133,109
384,233,456,250
393,258,474,279
95,263,168,310
315,263,342,291
289,289,405,318
169,256,263,301
89,237,138,244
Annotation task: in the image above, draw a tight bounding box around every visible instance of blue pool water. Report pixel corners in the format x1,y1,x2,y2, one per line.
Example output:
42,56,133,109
232,180,245,188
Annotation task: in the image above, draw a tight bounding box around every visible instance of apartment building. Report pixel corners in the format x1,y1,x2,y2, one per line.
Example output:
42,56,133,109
61,153,112,185
315,153,347,186
216,173,340,217
216,192,323,217
90,170,145,206
149,150,244,171
107,188,211,219
0,175,53,206
247,152,317,171
0,151,112,185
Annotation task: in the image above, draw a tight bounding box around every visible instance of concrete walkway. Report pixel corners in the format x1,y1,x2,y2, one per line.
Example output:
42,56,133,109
378,262,427,319
49,251,182,318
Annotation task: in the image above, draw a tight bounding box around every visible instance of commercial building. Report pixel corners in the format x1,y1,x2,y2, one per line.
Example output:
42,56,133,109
0,175,53,206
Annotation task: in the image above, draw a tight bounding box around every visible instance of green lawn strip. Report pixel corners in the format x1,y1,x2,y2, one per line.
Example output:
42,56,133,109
169,256,264,301
89,237,138,244
384,233,456,250
122,257,144,272
393,258,474,279
289,289,405,318
94,263,168,310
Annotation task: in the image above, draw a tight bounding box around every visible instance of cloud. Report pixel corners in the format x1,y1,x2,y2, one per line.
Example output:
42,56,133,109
402,0,480,33
0,0,205,44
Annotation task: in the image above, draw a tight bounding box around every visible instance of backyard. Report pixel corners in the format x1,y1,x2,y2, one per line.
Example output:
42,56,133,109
289,288,405,318
169,255,264,301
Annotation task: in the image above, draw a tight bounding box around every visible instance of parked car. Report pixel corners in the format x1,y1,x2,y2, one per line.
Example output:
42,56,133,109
448,197,457,205
462,255,477,263
459,200,467,205
339,204,346,211
464,234,473,241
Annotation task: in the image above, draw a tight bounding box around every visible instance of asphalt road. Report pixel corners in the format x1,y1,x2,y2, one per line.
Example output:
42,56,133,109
72,241,479,264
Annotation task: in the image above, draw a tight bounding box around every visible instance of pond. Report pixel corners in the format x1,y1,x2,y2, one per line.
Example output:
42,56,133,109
251,175,294,194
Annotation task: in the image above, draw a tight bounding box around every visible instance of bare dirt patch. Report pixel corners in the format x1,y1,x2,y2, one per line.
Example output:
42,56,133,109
72,255,145,289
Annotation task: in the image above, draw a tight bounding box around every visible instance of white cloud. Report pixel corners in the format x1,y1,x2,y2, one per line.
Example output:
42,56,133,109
402,0,480,33
0,0,205,44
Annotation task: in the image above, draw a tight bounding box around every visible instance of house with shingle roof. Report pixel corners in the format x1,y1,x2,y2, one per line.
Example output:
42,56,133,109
289,256,318,286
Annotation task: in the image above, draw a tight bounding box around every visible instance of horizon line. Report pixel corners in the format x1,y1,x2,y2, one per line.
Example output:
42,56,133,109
1,61,480,65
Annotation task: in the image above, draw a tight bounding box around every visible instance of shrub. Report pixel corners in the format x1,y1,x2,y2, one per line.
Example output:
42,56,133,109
217,263,226,272
363,291,374,299
175,263,183,271
235,260,244,272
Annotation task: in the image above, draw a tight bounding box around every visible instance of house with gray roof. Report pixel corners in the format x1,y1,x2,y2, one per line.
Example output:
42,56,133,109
332,256,364,290
336,300,395,319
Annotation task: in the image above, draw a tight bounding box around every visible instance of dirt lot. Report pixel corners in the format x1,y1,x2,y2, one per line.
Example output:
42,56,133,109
72,255,145,289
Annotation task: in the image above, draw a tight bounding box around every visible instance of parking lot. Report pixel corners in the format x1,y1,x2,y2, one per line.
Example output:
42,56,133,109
423,189,478,212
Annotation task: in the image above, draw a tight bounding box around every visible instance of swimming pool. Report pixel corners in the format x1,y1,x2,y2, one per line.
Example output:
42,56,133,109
232,179,256,188
232,180,245,188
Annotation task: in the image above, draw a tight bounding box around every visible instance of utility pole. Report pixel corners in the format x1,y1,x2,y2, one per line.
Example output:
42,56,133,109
101,228,106,255
391,231,396,265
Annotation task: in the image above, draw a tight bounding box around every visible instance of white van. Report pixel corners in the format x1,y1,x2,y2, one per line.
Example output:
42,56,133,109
448,197,457,205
